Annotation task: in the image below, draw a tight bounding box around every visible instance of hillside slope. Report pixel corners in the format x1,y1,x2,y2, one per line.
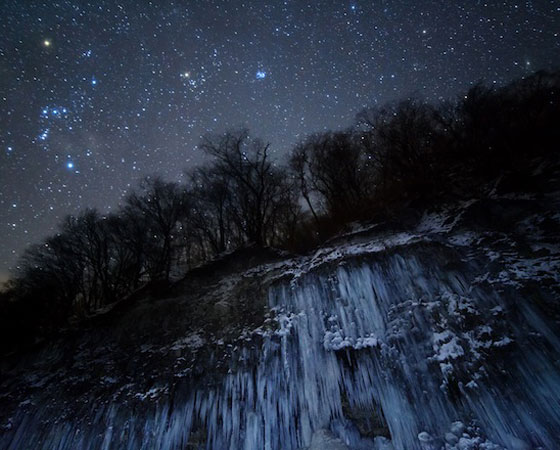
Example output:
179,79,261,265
1,157,560,450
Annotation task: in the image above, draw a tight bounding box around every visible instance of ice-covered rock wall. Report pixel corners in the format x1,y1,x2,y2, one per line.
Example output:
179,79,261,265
2,236,560,449
266,246,560,449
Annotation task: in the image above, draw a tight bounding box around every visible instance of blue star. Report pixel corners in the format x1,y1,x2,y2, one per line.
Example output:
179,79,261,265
66,161,74,169
38,129,49,141
256,70,266,80
91,77,97,86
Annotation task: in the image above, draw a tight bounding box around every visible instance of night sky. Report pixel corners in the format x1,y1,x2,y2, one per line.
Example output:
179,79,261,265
1,1,559,281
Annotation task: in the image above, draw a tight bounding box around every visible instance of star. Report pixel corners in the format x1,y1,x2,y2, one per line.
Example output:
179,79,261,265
38,129,49,141
0,0,558,280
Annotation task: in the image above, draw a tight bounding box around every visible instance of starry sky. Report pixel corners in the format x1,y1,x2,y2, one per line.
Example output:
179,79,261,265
1,1,559,281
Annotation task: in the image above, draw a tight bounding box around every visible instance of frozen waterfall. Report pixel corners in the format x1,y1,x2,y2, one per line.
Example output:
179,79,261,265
2,243,560,449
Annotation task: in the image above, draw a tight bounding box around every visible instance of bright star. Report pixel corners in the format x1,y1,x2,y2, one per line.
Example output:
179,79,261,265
91,77,97,86
43,39,51,47
66,161,74,169
38,129,49,141
256,70,266,79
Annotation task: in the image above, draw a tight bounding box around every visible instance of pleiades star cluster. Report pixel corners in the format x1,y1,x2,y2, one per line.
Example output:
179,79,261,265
1,1,559,280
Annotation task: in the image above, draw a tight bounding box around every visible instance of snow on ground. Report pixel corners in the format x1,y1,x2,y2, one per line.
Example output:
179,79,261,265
2,191,559,450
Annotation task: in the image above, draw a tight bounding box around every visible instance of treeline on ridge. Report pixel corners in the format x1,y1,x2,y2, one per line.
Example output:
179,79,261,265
1,70,559,354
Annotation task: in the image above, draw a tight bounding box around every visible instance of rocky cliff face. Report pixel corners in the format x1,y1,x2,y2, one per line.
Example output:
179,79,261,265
1,164,560,450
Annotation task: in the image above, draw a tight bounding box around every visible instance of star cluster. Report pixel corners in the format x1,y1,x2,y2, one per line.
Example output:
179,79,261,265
1,0,559,279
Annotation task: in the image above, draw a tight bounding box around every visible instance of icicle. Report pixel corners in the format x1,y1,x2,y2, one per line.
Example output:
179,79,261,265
2,245,560,449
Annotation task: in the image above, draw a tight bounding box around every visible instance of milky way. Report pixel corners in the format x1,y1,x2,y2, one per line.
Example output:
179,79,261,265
1,0,559,279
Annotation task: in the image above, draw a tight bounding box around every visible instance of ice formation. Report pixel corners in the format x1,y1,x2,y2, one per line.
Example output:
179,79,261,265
2,210,560,449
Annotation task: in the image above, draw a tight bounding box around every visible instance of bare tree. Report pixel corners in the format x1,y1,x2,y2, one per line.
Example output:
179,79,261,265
187,165,236,256
104,212,147,292
124,176,189,282
289,131,374,219
289,144,321,227
200,129,296,247
357,99,440,196
16,231,84,322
